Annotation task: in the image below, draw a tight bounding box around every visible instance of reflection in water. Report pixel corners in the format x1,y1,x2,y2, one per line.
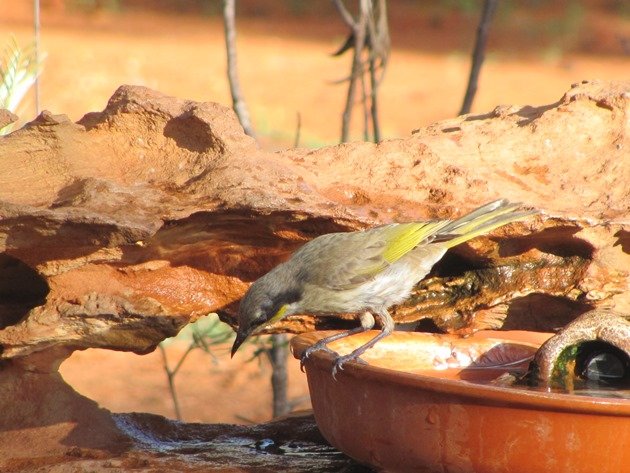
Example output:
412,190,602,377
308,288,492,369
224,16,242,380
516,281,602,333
485,365,630,400
419,341,630,400
515,378,630,400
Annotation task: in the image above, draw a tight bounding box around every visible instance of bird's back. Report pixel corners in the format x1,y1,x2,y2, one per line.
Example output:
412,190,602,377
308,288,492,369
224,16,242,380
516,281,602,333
286,224,444,314
284,200,536,314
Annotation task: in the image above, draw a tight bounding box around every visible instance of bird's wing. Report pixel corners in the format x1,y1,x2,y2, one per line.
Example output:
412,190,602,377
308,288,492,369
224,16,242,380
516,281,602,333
295,221,450,290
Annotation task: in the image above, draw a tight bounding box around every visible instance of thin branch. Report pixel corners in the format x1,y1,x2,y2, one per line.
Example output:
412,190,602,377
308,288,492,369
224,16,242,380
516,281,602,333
360,67,369,142
159,344,182,421
333,0,389,143
222,0,255,137
267,334,290,418
293,111,301,148
332,0,356,28
33,0,40,115
367,0,390,75
459,0,499,115
339,1,368,143
159,341,197,421
369,57,380,142
171,343,197,377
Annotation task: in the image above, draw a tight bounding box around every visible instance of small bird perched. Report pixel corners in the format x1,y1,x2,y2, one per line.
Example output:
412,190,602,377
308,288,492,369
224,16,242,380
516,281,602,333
231,199,537,376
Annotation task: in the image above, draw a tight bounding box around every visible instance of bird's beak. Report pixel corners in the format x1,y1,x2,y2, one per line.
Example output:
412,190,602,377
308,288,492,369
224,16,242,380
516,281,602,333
230,328,250,358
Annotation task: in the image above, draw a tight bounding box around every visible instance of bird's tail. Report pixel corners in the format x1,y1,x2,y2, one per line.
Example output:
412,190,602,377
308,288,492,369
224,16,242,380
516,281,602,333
436,199,537,248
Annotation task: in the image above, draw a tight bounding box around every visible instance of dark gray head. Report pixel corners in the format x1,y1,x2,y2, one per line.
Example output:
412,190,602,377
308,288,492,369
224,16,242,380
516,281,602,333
231,268,302,357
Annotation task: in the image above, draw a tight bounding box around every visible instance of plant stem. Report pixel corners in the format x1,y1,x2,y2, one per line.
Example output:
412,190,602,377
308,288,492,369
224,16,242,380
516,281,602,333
159,344,182,421
460,0,499,115
369,55,380,142
293,112,301,148
159,342,197,421
33,0,40,115
222,0,255,137
268,334,290,418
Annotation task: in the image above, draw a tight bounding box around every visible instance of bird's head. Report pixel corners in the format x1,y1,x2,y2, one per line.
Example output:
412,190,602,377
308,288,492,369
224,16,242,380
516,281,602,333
230,270,301,357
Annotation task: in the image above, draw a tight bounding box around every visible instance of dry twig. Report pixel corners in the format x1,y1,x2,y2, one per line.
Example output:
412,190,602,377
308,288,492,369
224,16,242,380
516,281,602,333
460,0,499,115
333,0,390,143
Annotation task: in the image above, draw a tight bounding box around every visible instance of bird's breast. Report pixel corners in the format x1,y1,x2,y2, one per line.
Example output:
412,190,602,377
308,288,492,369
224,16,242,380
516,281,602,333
355,263,418,309
297,261,421,315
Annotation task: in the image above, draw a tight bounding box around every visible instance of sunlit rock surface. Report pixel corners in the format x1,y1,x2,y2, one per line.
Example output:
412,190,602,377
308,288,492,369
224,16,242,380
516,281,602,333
1,81,628,359
0,80,628,469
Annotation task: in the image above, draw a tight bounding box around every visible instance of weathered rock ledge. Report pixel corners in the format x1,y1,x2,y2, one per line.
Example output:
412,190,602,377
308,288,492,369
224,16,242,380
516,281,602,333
0,80,628,469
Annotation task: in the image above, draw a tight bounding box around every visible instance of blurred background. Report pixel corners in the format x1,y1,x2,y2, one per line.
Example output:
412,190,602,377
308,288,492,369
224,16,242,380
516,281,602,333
1,0,629,424
3,0,629,146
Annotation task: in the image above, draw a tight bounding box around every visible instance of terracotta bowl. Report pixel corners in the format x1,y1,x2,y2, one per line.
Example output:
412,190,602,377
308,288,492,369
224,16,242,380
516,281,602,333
291,330,630,473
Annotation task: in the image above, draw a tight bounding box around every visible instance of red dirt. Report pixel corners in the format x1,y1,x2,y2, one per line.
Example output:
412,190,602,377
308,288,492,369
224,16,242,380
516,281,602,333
4,1,629,148
60,341,311,424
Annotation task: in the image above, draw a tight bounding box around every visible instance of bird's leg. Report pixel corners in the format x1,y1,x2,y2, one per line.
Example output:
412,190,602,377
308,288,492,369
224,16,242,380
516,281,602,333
300,312,375,372
331,308,394,378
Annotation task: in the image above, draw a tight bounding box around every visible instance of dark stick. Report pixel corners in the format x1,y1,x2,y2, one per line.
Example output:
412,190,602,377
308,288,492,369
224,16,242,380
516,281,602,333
368,0,388,143
268,334,290,418
293,112,301,148
459,0,499,115
369,56,380,142
342,20,367,143
222,0,255,137
360,64,370,142
33,0,41,115
159,341,197,421
333,0,367,143
332,0,355,28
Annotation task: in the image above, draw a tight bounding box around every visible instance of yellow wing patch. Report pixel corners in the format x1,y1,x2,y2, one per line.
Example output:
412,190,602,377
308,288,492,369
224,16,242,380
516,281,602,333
382,221,450,264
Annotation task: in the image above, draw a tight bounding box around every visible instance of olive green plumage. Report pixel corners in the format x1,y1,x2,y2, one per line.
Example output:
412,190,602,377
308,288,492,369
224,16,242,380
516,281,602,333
231,199,537,376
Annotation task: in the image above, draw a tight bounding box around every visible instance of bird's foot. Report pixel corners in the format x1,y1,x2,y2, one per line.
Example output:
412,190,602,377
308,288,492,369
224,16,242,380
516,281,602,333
331,353,368,380
300,342,337,372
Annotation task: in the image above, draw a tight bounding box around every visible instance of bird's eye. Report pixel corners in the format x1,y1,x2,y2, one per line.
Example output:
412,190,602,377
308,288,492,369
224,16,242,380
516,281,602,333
258,301,273,321
255,309,268,323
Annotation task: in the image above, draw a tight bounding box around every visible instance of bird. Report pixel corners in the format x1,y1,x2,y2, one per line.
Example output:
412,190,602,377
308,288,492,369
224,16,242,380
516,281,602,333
230,199,537,377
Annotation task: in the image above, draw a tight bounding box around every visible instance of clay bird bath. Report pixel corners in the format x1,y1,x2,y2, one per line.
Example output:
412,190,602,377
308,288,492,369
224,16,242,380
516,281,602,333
292,330,630,473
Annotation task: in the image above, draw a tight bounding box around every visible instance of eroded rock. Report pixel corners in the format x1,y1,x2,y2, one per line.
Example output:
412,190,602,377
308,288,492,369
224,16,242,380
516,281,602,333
0,81,628,468
0,81,628,362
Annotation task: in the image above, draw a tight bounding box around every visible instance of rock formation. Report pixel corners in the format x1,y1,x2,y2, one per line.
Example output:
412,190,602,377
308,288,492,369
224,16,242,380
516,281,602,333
0,80,628,469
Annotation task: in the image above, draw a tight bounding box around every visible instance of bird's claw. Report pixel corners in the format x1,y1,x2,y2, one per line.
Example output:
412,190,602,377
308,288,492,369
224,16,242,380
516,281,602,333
300,343,368,379
331,354,368,380
300,343,337,372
